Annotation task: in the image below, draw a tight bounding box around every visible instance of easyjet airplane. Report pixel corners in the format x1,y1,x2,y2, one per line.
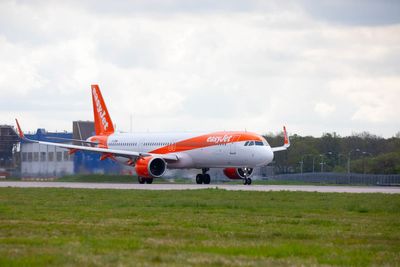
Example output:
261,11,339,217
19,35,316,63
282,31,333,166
15,84,290,185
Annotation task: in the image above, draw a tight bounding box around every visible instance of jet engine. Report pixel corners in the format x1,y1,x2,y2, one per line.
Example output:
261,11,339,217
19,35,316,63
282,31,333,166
223,167,254,180
135,156,167,178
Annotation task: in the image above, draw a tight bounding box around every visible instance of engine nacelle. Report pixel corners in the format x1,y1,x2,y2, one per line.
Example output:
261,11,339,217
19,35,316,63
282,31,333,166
135,156,167,178
223,168,254,180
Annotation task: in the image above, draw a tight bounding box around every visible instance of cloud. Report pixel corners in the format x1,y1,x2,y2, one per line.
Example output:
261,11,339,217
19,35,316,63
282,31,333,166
300,0,400,26
330,77,400,123
0,1,399,137
314,102,336,118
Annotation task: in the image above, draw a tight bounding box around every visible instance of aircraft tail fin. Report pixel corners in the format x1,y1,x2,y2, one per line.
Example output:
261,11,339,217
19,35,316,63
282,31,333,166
91,84,114,136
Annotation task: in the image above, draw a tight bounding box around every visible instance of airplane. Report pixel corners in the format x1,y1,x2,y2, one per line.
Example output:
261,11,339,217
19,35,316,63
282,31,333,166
15,84,290,185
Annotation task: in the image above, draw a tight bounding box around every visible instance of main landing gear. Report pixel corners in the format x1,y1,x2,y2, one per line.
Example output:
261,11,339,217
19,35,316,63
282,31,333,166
138,176,153,184
243,177,252,185
196,168,211,184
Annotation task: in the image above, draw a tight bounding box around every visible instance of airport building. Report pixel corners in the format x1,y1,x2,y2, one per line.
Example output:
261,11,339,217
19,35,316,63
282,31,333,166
21,129,74,177
19,121,121,178
0,125,19,177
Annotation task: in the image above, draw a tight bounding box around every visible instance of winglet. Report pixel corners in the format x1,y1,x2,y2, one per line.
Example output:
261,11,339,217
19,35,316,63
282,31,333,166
283,126,290,147
270,126,290,152
15,119,25,139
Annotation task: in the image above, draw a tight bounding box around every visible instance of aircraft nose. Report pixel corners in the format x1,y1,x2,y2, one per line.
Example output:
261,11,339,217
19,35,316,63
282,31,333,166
261,146,274,165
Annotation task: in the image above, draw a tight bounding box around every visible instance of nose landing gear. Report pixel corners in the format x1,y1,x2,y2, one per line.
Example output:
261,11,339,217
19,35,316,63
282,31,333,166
242,167,252,185
196,168,211,184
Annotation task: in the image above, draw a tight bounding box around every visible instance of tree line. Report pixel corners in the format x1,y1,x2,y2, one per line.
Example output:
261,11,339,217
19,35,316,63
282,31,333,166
265,131,400,174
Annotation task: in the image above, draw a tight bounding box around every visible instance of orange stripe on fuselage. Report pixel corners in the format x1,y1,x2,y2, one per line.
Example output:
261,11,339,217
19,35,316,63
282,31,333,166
149,131,262,154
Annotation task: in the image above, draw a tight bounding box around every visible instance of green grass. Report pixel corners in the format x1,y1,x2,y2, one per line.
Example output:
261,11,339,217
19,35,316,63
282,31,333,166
0,189,399,266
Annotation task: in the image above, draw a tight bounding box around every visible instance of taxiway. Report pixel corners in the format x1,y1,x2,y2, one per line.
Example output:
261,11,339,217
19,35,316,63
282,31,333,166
0,182,399,193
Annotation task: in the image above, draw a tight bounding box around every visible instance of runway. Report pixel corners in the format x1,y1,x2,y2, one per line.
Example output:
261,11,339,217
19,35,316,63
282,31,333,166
0,182,399,193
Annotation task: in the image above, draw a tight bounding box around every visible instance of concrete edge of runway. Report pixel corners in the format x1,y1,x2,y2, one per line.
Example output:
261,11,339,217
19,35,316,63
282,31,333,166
0,181,399,194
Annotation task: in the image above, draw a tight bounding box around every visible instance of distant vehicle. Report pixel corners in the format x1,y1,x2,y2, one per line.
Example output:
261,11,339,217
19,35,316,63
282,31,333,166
0,168,9,179
16,85,290,185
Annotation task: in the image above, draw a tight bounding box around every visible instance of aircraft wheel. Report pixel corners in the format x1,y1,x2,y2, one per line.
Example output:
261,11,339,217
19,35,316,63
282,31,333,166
196,174,203,184
243,179,248,185
203,174,211,184
146,178,153,184
138,176,146,184
246,178,252,185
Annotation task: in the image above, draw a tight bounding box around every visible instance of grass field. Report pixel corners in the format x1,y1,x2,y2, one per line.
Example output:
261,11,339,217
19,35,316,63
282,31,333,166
0,188,399,266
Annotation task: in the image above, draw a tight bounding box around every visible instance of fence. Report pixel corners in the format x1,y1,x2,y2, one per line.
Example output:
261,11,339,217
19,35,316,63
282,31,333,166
267,172,400,186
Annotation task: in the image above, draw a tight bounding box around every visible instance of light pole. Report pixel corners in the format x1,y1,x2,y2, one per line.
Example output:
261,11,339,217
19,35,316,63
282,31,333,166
300,154,313,174
362,151,373,174
338,153,346,168
319,154,326,172
347,149,360,174
312,154,323,173
312,155,317,173
323,151,333,172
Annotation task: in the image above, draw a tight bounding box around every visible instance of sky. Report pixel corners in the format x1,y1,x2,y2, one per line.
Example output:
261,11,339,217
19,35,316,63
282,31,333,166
0,0,399,137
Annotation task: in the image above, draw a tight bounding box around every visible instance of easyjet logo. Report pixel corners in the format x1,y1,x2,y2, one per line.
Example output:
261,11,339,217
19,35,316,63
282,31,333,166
92,87,109,130
206,135,232,143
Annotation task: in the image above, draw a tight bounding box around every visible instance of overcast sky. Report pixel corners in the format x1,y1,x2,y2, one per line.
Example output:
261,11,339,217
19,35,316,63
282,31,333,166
1,0,399,137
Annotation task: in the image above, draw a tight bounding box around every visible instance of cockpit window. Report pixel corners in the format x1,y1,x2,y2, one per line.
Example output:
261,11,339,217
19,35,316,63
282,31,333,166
261,137,270,146
244,141,249,146
255,141,264,146
248,141,254,146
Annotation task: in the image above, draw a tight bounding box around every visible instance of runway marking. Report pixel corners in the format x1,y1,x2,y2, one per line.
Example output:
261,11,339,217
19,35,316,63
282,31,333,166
0,182,399,193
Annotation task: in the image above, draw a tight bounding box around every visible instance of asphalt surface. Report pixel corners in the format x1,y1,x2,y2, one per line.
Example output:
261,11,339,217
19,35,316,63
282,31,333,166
0,181,399,193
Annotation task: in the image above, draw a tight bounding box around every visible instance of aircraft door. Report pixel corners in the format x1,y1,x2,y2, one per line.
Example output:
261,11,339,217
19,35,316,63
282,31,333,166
168,140,176,152
138,137,144,151
229,135,240,155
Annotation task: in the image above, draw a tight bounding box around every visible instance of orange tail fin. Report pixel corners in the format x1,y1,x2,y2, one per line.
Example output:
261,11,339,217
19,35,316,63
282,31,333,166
91,84,114,136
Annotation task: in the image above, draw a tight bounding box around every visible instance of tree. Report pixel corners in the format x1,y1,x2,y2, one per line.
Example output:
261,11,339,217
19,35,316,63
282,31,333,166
267,131,400,175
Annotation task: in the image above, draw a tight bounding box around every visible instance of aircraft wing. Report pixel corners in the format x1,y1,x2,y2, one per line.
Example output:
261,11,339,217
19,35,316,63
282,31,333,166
271,126,290,152
44,136,99,146
15,119,178,161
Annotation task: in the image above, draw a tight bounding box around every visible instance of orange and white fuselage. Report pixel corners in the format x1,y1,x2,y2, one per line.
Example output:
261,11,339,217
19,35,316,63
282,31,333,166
15,84,289,185
91,131,274,169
